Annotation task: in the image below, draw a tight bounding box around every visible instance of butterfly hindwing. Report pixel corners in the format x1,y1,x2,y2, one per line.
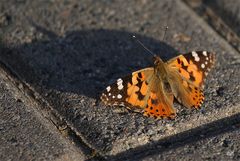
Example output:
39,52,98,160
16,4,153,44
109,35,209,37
167,70,205,109
167,51,215,88
143,78,176,119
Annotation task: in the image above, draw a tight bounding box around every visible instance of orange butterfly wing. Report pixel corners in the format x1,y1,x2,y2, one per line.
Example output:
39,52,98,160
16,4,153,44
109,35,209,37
101,68,176,119
101,51,216,117
167,51,215,88
143,80,176,119
167,51,215,108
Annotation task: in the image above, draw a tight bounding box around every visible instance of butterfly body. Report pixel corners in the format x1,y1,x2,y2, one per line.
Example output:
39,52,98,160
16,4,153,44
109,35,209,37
101,51,215,119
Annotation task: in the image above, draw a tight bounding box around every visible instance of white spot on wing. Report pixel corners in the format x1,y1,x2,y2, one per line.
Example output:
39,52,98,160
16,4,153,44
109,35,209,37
117,78,123,83
117,94,122,99
118,84,123,90
106,86,111,92
192,51,198,57
201,64,205,68
192,51,200,62
203,51,207,56
195,56,200,62
117,78,124,90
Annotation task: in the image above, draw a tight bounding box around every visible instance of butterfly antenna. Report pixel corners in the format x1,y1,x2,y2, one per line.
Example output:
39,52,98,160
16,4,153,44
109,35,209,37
162,26,168,41
132,35,155,57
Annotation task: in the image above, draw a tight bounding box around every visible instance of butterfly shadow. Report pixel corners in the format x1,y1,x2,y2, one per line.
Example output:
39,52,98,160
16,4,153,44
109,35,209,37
0,25,180,155
1,25,178,99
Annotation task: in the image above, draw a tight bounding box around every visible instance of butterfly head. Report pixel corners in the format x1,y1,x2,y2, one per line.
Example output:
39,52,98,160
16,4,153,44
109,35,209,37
153,55,163,65
153,55,165,68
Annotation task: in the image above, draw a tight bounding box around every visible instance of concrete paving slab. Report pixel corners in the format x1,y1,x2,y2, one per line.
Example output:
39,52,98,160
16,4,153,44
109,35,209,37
109,114,240,160
0,63,85,160
184,0,240,52
203,0,240,35
0,0,239,159
141,124,240,161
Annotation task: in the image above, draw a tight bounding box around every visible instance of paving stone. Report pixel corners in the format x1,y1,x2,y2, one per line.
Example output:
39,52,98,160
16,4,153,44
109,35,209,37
0,0,239,159
141,125,240,161
110,117,240,161
184,0,240,35
202,0,240,35
0,64,85,160
184,0,240,52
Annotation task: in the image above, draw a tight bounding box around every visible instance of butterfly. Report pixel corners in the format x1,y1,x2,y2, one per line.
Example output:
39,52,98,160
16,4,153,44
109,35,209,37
101,51,215,119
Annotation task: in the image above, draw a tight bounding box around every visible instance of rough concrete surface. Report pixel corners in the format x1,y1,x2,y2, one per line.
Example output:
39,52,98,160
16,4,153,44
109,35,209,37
141,126,240,161
0,0,239,160
0,67,85,160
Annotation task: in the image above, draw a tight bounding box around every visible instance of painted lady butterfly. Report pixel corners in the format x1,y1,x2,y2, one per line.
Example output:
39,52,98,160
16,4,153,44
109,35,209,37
101,51,215,119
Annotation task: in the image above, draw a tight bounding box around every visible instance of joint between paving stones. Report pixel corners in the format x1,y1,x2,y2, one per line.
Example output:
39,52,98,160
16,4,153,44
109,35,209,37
0,58,105,160
183,0,240,54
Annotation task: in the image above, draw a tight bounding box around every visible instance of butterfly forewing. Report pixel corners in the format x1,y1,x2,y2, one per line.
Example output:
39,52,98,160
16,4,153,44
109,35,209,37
167,51,215,88
101,68,154,111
